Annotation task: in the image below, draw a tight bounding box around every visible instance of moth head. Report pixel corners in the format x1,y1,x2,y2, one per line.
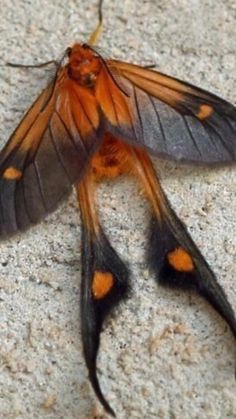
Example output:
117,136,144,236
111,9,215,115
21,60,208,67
67,43,102,86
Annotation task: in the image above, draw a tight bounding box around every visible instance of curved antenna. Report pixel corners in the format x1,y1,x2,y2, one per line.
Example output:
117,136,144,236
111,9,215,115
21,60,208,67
88,0,104,46
3,60,58,69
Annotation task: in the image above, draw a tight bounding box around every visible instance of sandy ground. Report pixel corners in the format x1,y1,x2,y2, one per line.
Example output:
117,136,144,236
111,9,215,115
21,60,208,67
0,0,236,418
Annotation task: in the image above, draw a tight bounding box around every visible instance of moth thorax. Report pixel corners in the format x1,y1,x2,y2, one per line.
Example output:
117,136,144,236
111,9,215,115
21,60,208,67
68,44,102,87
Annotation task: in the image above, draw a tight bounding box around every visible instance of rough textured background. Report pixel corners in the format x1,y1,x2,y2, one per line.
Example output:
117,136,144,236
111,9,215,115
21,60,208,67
0,1,236,418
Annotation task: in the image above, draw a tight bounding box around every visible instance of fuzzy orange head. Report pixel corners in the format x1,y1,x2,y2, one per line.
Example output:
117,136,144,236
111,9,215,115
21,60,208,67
67,44,102,86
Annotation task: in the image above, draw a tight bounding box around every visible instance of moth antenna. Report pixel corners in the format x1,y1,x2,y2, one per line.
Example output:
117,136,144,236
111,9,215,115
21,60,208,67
88,0,104,46
3,60,58,69
76,170,129,416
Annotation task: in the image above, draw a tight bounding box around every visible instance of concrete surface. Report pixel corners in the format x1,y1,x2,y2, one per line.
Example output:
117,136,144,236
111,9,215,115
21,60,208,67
0,0,236,418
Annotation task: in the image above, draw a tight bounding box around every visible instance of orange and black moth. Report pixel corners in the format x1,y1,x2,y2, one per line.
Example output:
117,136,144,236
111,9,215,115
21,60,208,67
1,13,236,418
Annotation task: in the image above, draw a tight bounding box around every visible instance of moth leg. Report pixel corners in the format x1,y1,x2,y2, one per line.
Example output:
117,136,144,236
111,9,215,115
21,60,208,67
129,146,236,338
76,169,129,417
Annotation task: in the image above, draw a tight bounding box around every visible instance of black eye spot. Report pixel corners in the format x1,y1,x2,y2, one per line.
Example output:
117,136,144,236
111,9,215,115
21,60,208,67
66,47,72,57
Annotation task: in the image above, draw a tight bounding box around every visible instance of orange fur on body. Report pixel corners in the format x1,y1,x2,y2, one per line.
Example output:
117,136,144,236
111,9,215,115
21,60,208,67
90,133,163,222
91,134,133,180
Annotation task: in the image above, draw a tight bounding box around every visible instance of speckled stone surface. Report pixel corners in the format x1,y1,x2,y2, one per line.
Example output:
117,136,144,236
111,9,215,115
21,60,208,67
0,1,236,418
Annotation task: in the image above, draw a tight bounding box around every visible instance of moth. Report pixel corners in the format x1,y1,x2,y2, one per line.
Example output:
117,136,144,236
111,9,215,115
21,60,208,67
1,0,236,416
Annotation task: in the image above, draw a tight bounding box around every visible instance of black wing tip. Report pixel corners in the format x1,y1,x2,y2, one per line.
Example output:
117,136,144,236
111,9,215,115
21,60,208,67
89,367,116,417
198,283,236,339
148,214,236,339
80,227,128,417
83,330,116,417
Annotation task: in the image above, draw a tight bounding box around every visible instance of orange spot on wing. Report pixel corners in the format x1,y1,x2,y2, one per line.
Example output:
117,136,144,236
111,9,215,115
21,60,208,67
196,104,213,120
167,247,194,272
92,271,114,299
3,166,22,180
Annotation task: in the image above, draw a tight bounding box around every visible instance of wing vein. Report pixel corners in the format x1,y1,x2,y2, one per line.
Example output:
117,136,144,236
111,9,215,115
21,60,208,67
133,85,144,143
182,116,202,158
119,66,215,101
49,124,73,183
55,110,88,158
204,120,232,156
73,91,97,132
148,95,168,153
22,176,34,223
33,161,47,211
70,106,91,154
107,78,120,127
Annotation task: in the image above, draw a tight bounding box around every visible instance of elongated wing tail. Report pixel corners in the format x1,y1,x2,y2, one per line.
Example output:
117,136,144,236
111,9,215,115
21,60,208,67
148,190,236,338
76,173,129,416
80,226,129,416
128,146,236,337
